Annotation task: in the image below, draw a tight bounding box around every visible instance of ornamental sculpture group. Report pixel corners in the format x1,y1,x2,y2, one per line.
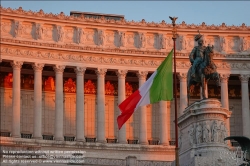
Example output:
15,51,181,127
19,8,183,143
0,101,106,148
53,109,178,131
188,120,228,145
187,31,220,103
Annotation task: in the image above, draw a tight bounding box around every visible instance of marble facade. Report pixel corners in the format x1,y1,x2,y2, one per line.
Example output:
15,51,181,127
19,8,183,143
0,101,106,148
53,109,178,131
0,6,250,165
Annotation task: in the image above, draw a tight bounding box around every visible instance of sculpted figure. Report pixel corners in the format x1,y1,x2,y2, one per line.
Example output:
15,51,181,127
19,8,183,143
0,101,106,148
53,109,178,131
98,30,105,46
180,35,187,51
14,21,23,38
36,23,43,40
119,31,126,47
57,26,64,42
220,36,227,52
178,130,183,148
196,122,203,144
188,124,195,145
220,122,227,143
139,33,146,48
159,34,166,49
189,32,206,78
76,27,84,44
239,37,248,52
211,120,220,142
203,121,211,143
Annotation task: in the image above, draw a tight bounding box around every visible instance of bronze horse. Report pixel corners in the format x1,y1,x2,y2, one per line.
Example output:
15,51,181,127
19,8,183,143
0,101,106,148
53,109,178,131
187,45,220,105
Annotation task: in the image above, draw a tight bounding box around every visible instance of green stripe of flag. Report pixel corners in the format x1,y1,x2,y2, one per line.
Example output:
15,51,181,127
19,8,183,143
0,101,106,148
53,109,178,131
149,49,173,103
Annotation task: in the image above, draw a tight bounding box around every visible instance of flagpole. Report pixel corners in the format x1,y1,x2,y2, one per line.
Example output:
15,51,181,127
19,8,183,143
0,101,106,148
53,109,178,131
169,16,179,166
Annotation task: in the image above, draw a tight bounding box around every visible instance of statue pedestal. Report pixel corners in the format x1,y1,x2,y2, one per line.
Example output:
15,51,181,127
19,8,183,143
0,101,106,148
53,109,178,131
176,99,232,166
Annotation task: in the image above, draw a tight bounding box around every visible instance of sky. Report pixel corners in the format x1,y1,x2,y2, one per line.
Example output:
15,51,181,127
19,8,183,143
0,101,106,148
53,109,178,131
1,1,250,26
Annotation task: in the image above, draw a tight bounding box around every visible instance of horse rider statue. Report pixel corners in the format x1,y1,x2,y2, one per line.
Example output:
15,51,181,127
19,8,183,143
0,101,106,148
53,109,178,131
189,30,206,78
187,31,220,104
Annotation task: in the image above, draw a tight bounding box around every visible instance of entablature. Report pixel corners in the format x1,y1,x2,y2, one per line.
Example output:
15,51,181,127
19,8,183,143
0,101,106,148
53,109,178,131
1,44,250,75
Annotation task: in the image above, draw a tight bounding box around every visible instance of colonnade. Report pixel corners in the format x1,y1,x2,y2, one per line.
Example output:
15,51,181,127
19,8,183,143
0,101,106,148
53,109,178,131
6,60,250,143
8,61,171,144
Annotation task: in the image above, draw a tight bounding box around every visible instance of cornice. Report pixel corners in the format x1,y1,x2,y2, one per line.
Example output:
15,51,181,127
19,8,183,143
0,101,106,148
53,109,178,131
1,6,250,32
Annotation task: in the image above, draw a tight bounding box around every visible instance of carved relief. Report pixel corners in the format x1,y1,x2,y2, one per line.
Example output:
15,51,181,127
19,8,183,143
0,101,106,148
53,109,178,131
177,73,187,81
179,35,187,51
136,71,148,80
74,67,86,75
10,61,23,69
139,32,146,49
220,36,228,52
76,27,84,44
56,25,64,42
239,74,250,83
196,122,202,144
98,30,105,46
219,73,230,83
119,31,126,47
64,78,76,93
220,121,227,144
44,77,55,91
53,65,65,73
211,120,219,142
35,23,43,40
116,69,127,79
95,68,107,77
32,63,44,71
239,37,248,52
202,121,211,143
125,82,133,96
188,123,195,145
14,20,23,38
105,81,115,95
84,80,96,94
159,34,166,49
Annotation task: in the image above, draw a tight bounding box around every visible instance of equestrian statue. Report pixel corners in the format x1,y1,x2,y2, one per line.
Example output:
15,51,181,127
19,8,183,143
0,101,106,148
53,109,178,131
187,31,220,105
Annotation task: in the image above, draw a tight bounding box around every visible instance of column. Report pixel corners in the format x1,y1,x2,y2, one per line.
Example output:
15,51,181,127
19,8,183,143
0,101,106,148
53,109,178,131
53,65,65,141
177,73,187,115
116,69,127,144
95,68,107,142
136,71,148,144
239,74,250,138
75,67,86,141
11,61,23,138
32,63,44,139
220,74,231,140
159,101,169,145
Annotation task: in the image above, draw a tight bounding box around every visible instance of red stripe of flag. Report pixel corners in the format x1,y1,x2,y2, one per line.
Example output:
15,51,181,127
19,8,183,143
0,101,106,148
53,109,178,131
117,90,142,129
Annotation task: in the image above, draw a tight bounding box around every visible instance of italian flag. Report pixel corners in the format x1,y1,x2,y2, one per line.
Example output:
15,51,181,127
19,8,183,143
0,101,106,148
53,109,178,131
117,50,173,129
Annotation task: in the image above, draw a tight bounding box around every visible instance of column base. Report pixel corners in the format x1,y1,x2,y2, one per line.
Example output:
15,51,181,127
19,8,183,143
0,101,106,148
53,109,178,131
54,137,64,141
118,141,127,144
97,140,106,143
140,142,148,145
12,135,21,138
32,136,42,140
76,139,85,142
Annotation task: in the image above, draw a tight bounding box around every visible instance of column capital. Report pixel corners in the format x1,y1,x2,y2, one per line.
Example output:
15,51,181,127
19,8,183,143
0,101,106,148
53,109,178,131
116,69,127,79
53,65,65,73
11,61,23,69
136,71,148,80
177,72,187,81
239,74,250,83
219,73,230,83
74,67,86,75
32,63,44,71
95,68,107,77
